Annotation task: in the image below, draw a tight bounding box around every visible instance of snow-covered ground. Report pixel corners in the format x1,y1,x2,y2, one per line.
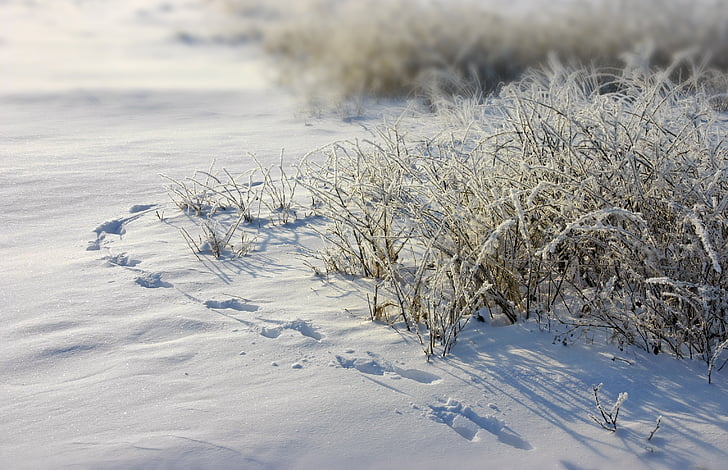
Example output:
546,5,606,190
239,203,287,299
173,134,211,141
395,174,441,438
1,1,726,469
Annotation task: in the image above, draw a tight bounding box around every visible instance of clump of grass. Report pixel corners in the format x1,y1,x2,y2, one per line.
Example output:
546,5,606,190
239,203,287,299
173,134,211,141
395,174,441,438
253,151,298,225
300,59,728,359
180,214,251,260
163,155,299,259
501,60,728,363
250,0,728,104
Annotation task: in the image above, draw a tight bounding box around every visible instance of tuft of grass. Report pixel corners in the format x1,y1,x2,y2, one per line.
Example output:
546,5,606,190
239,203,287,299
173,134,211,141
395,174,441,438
180,214,250,260
300,59,728,359
163,155,298,259
229,0,728,104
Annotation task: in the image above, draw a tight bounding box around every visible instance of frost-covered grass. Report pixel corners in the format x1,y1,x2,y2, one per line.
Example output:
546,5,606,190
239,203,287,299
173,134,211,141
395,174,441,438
295,60,728,360
220,0,728,103
167,59,728,362
162,154,300,258
5,1,728,468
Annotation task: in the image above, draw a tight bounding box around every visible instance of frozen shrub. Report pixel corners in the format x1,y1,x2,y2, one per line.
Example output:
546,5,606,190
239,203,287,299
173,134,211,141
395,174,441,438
301,60,728,359
164,157,299,259
501,61,728,362
589,383,628,432
221,0,728,103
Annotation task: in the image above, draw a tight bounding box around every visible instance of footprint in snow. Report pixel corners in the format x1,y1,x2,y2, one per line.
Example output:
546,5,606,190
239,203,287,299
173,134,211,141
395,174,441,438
135,271,173,289
335,355,387,375
87,204,157,251
427,398,531,449
102,251,168,289
259,326,282,339
335,351,441,384
257,319,322,341
87,218,129,251
104,252,141,267
203,299,259,312
129,204,157,214
393,366,441,384
94,218,127,236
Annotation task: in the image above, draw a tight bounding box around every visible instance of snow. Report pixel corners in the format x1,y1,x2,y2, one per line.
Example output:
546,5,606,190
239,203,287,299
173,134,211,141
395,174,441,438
1,1,726,469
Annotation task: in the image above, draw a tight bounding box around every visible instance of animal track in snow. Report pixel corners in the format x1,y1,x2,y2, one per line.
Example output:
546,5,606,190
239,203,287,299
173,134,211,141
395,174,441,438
427,398,531,449
334,351,441,384
87,204,157,251
134,271,173,288
258,327,281,339
87,218,129,251
203,299,259,312
393,366,441,384
102,253,170,289
258,319,322,341
129,204,157,213
335,355,387,375
94,219,127,236
89,205,173,290
104,252,141,267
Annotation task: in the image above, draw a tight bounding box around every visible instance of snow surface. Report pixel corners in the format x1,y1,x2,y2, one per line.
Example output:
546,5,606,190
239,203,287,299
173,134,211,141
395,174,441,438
1,1,726,469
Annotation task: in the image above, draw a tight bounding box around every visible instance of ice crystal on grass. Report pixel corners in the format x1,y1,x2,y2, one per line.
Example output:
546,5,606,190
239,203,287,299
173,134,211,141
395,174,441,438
299,60,728,360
